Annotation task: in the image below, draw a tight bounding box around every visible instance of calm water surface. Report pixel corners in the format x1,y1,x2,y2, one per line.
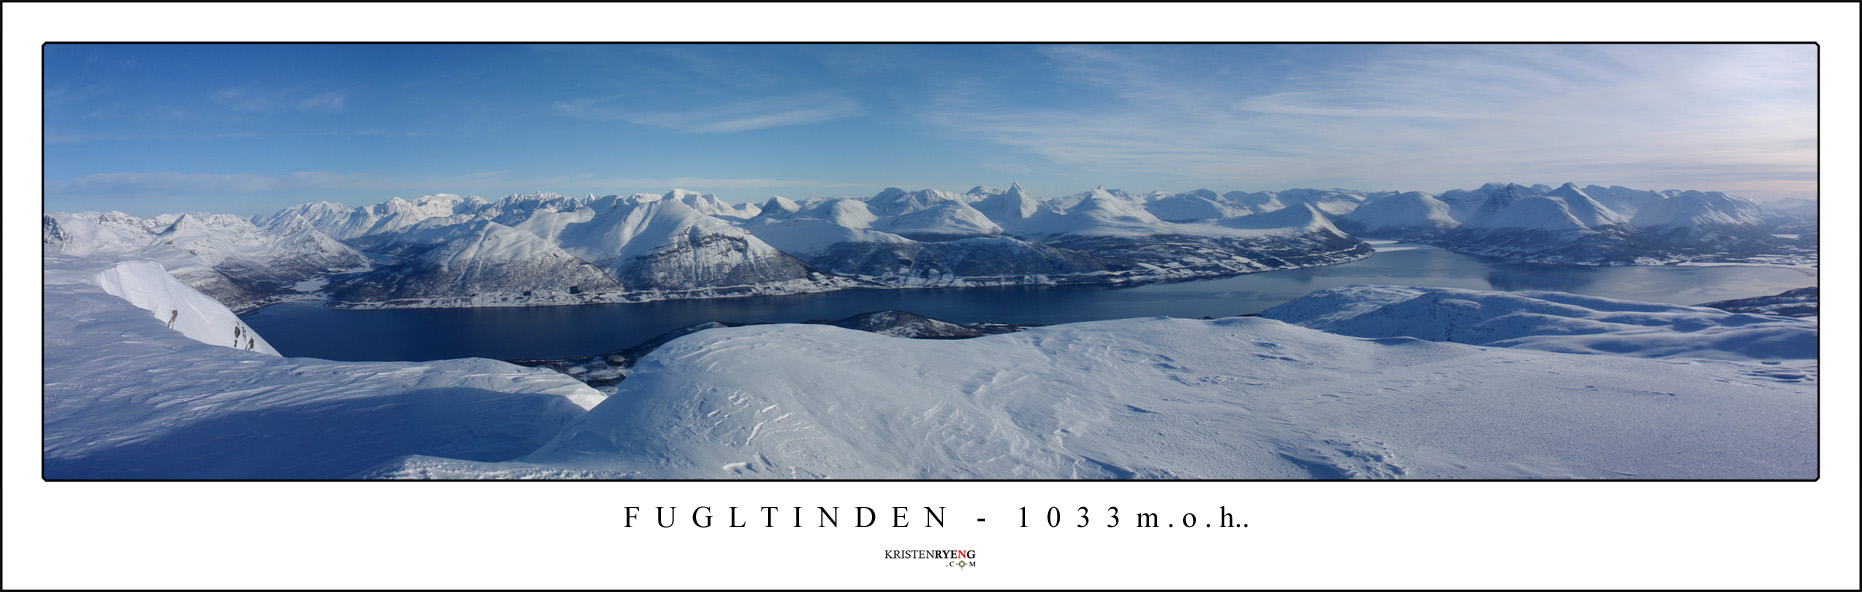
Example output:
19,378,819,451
242,244,1818,362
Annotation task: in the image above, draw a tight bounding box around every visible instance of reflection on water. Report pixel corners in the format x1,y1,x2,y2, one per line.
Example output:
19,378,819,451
243,246,1816,362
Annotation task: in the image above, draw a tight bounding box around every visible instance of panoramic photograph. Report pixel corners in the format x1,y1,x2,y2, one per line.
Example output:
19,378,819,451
40,43,1819,480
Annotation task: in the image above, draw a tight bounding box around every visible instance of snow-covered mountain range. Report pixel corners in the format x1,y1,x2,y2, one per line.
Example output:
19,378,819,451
46,181,1814,311
1338,182,1813,263
43,210,369,311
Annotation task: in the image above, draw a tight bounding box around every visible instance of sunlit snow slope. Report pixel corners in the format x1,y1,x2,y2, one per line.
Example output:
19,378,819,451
372,295,1816,479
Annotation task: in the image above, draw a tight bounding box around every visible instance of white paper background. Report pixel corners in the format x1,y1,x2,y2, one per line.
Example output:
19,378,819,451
7,3,1857,589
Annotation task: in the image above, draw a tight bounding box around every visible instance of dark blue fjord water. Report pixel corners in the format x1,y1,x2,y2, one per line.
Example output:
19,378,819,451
241,244,1818,362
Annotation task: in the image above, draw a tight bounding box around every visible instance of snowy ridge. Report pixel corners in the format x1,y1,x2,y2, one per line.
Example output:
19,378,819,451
259,193,488,240
91,259,279,355
316,191,848,308
1144,189,1257,222
1541,182,1632,230
327,218,624,306
1337,191,1460,238
554,194,814,287
160,212,373,293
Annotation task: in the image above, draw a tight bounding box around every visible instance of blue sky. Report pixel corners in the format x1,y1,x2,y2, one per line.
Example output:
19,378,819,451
44,43,1818,217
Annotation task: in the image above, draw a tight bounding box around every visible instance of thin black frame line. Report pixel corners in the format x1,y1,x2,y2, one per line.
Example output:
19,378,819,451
38,41,1824,483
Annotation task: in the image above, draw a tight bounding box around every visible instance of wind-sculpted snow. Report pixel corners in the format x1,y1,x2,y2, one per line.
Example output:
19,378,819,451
43,255,603,479
1258,285,1817,361
403,313,1815,479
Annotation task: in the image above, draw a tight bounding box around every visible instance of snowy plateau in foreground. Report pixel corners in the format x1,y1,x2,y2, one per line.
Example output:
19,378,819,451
42,252,1816,479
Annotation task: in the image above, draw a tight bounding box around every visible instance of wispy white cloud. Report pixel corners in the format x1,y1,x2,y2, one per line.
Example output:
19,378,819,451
1231,92,1516,121
533,173,861,191
929,45,1818,198
47,171,507,199
211,88,348,113
211,88,273,112
297,92,347,112
554,92,862,133
47,170,862,203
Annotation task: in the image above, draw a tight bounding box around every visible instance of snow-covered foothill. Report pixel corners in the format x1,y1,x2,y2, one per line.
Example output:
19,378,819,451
1143,189,1256,223
1402,182,1811,264
1257,284,1816,361
1336,191,1460,238
1762,197,1818,221
1699,287,1819,319
737,216,915,257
